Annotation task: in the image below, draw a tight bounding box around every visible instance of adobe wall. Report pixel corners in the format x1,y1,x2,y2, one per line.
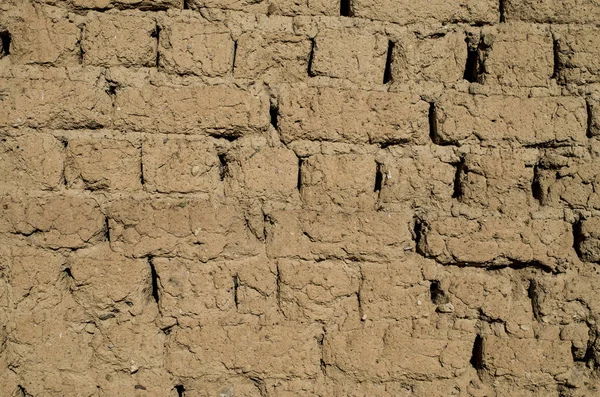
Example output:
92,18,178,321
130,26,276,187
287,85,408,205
0,0,599,395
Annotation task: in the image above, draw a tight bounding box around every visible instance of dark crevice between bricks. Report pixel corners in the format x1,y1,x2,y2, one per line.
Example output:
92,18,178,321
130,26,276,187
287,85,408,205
233,273,240,310
182,0,189,9
340,0,353,17
275,263,282,314
134,385,147,391
374,163,383,193
218,153,229,181
104,216,111,242
270,101,279,130
551,37,561,81
383,41,394,84
429,102,441,144
586,100,594,138
470,335,484,371
0,28,11,57
531,164,543,203
147,256,160,306
572,219,584,260
151,23,161,69
463,37,479,82
527,279,543,322
452,157,465,200
231,40,238,74
174,385,185,397
413,217,425,255
307,38,316,77
77,26,85,64
430,280,449,305
317,332,327,377
499,0,505,22
297,157,304,191
140,149,145,187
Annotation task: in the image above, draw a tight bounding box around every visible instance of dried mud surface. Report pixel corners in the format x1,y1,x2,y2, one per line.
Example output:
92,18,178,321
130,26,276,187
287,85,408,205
1,0,600,396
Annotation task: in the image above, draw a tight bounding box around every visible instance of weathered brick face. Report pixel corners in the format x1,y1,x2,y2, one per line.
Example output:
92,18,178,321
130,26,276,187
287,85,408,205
1,0,600,396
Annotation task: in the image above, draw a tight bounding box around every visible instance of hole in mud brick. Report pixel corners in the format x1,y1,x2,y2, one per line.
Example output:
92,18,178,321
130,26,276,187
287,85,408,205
218,153,229,181
0,29,11,56
572,219,584,259
531,165,543,202
499,0,505,22
174,385,185,397
463,40,479,83
552,38,561,81
340,0,352,16
270,102,279,129
63,267,74,280
428,102,439,144
233,273,240,309
383,41,395,84
452,158,465,199
148,257,160,304
470,335,484,370
182,0,189,9
374,163,383,192
429,281,449,305
307,38,316,76
527,280,542,321
297,157,304,191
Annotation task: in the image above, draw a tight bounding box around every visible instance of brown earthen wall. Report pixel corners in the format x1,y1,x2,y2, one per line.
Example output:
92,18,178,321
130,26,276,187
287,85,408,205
0,0,600,395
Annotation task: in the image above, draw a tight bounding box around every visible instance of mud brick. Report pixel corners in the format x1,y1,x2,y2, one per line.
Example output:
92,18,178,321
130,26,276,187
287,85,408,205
555,25,600,85
377,146,455,209
351,0,498,25
435,93,587,145
504,0,600,23
277,259,361,324
265,209,414,261
107,198,260,260
0,195,106,249
152,256,276,326
113,84,269,136
418,216,575,271
235,26,311,83
310,28,388,85
300,153,377,210
0,3,80,66
279,85,429,144
38,0,181,10
323,323,474,381
391,29,467,83
227,145,300,202
0,133,64,191
166,323,322,378
360,260,432,321
158,14,233,77
142,136,221,194
457,149,537,212
68,244,152,317
65,137,141,191
0,71,112,130
576,217,600,262
83,11,156,67
482,23,554,87
481,336,572,384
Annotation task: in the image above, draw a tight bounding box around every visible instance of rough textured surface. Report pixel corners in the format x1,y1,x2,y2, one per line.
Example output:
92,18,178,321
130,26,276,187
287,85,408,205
1,0,600,396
